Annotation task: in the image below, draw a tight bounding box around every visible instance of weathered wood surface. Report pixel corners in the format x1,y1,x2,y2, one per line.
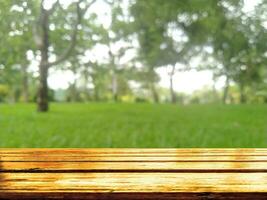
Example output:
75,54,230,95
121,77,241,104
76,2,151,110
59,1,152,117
1,148,267,199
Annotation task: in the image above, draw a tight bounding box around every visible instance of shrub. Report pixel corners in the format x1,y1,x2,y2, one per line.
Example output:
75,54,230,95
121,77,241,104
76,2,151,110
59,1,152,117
0,84,9,102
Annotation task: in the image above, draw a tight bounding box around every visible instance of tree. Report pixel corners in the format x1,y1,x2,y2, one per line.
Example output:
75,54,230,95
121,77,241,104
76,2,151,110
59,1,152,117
100,0,135,102
130,0,233,103
0,0,36,102
33,0,95,112
208,0,266,103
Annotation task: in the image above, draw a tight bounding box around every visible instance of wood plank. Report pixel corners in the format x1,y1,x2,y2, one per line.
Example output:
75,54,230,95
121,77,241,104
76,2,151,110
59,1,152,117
1,193,267,200
2,161,267,172
2,148,267,155
1,172,267,193
2,156,267,161
1,149,267,161
0,148,265,154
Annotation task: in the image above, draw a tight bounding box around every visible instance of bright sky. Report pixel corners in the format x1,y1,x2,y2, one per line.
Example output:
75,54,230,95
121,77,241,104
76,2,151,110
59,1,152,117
46,0,261,94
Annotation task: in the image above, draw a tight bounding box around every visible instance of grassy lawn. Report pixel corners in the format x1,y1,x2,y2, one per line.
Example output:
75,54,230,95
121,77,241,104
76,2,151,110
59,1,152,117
0,103,266,147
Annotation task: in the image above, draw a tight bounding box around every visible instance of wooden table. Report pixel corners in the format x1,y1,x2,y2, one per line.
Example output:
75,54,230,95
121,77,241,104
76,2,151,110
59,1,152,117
1,148,267,199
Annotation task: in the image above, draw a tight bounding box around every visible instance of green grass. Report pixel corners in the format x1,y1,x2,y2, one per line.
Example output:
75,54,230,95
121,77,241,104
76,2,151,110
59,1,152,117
0,103,266,147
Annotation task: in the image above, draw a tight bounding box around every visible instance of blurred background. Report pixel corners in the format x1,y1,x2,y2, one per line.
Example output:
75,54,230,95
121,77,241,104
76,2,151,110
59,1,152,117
0,0,266,147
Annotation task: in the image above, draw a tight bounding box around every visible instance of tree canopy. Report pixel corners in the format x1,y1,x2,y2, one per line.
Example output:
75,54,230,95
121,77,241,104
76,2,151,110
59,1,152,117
0,0,266,109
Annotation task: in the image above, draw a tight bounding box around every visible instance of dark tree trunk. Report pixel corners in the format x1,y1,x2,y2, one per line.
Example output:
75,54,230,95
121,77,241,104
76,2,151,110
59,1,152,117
37,8,49,112
38,58,49,112
169,65,176,104
112,71,118,102
22,65,29,102
222,76,229,104
212,76,218,102
109,48,118,102
94,86,100,101
69,82,78,102
147,68,159,103
150,82,159,103
91,72,100,101
69,66,78,102
239,82,246,104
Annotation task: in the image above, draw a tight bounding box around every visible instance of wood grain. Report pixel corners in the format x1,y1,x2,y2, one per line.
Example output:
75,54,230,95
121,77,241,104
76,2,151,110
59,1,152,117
1,148,267,199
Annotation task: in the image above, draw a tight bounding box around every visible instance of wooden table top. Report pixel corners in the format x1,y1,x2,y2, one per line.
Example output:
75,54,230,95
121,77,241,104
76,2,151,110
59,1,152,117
0,148,267,199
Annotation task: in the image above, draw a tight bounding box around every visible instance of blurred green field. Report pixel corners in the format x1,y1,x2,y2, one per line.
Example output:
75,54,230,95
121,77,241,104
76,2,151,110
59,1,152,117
0,103,266,147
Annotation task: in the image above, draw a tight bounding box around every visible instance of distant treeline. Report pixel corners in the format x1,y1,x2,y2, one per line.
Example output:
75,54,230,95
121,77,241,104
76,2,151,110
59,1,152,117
0,0,267,111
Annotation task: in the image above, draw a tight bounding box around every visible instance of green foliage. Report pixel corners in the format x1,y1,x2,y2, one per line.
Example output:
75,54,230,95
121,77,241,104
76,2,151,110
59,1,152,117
190,86,219,104
0,84,9,102
0,0,267,105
